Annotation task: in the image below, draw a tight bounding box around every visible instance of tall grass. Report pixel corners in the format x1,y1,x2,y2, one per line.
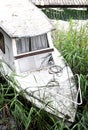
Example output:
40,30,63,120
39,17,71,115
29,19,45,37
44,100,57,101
0,20,88,129
53,20,88,130
53,20,88,74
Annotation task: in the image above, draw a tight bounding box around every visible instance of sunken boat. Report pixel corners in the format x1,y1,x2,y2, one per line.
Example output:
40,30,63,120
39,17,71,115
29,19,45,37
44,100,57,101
0,0,82,123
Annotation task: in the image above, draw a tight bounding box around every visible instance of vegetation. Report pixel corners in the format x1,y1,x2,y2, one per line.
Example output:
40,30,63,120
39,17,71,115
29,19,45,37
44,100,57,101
53,20,88,130
0,20,88,129
43,8,88,20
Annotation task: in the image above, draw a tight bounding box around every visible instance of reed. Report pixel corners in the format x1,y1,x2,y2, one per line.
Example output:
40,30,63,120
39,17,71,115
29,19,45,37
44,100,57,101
53,20,88,130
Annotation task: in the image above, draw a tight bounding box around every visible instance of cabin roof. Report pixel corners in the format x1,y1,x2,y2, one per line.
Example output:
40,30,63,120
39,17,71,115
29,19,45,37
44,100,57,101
31,0,88,8
0,0,54,38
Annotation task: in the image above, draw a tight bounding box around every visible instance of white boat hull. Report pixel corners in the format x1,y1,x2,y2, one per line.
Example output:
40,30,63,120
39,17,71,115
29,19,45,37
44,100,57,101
0,48,82,123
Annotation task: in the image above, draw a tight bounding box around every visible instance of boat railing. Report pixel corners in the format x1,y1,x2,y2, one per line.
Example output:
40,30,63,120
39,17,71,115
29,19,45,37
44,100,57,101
74,74,82,105
48,65,82,106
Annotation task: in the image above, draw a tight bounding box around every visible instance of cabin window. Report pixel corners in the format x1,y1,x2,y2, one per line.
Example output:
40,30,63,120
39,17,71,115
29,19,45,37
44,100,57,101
16,34,49,54
0,32,5,53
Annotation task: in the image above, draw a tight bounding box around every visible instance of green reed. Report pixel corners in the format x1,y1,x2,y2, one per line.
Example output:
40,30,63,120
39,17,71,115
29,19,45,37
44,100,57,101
53,20,88,130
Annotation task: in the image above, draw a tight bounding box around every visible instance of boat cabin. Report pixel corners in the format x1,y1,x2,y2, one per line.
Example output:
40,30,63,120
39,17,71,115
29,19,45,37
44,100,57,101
14,34,54,73
0,0,54,74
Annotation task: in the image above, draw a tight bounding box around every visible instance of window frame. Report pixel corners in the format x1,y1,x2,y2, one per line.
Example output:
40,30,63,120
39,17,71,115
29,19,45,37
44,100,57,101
0,32,5,54
14,48,54,60
16,34,49,55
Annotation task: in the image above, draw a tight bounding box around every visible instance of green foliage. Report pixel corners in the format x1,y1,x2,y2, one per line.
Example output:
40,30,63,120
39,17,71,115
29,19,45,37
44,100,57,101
53,20,88,130
53,20,88,74
43,8,88,20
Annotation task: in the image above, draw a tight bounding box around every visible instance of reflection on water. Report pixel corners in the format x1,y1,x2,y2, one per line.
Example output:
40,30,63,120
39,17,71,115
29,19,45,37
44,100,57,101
43,8,88,20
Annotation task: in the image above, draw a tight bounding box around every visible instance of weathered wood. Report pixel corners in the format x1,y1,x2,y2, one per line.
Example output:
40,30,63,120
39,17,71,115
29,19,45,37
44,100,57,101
14,48,54,59
31,0,88,8
0,0,54,38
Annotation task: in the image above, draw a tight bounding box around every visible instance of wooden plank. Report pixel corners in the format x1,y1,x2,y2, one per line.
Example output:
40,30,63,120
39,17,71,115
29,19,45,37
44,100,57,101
37,4,88,8
14,48,54,59
31,0,88,8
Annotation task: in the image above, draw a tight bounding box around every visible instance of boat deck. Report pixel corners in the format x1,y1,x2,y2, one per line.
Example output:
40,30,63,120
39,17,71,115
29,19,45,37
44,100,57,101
14,49,77,122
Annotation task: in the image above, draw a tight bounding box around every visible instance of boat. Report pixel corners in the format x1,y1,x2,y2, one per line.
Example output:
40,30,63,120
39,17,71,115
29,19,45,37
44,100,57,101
0,0,82,124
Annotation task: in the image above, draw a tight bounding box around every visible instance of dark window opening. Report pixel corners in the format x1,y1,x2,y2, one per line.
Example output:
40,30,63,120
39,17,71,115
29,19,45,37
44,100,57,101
0,32,5,53
16,34,49,54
